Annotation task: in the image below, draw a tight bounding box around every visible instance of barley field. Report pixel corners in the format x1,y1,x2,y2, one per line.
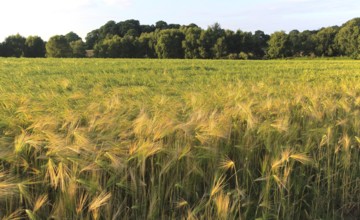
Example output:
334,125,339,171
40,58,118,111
0,58,359,219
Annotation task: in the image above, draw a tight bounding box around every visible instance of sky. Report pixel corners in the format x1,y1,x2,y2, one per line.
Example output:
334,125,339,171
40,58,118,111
1,0,360,41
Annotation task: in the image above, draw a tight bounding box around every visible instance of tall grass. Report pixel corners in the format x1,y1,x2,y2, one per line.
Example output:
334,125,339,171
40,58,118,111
0,58,359,219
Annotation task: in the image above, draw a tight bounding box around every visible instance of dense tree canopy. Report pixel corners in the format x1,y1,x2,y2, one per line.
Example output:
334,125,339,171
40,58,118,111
0,43,4,57
182,27,202,58
2,34,26,57
65,32,82,43
46,35,72,58
24,36,46,57
138,32,157,58
315,26,339,56
94,35,122,58
155,29,185,58
155,20,168,30
267,31,290,58
94,35,140,58
70,40,86,58
118,19,142,37
253,30,269,58
335,18,360,58
2,17,360,59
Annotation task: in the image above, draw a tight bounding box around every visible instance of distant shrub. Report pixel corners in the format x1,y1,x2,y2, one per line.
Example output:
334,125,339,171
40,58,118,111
228,53,238,59
239,52,248,60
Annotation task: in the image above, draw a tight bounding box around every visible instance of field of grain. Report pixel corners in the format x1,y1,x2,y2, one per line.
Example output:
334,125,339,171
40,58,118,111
0,58,359,219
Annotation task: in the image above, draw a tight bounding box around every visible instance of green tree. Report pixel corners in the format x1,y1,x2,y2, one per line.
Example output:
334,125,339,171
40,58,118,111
199,30,213,58
155,29,185,58
24,36,46,57
138,32,157,58
0,43,4,56
267,31,290,58
97,35,138,58
224,30,254,57
224,30,241,55
117,19,141,37
182,27,201,58
140,24,156,33
213,36,227,58
85,29,100,49
119,35,138,57
65,32,82,43
315,26,339,56
100,21,118,38
335,18,360,58
185,23,199,29
94,35,121,58
2,34,26,57
82,17,360,59
167,23,181,29
46,35,72,58
288,30,302,56
199,23,225,58
93,40,106,57
299,30,317,56
70,40,86,58
237,30,253,53
252,30,269,58
155,20,168,30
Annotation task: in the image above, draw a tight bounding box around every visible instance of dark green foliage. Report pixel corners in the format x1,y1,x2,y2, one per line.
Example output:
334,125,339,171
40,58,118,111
94,35,140,58
315,26,339,56
335,18,360,58
155,20,168,30
299,30,317,56
198,30,215,59
46,35,72,58
99,20,118,38
199,23,225,58
288,30,302,56
186,23,199,28
2,34,26,57
155,29,185,58
182,27,202,58
82,18,360,59
3,18,360,59
70,40,86,58
224,30,241,55
138,32,157,58
0,43,4,56
85,29,100,49
65,32,82,43
24,36,46,58
267,31,291,58
167,23,181,29
117,19,141,37
118,35,139,58
94,35,121,58
141,24,156,33
237,30,254,54
252,30,269,58
213,36,227,58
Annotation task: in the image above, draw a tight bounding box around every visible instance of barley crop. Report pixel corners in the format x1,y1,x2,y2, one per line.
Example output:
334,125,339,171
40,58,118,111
0,58,359,219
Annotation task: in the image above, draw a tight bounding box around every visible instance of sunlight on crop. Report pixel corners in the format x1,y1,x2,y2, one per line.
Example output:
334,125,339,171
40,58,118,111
0,58,359,219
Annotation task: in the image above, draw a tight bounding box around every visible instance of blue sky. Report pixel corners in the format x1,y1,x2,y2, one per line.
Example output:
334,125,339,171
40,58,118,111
1,0,360,41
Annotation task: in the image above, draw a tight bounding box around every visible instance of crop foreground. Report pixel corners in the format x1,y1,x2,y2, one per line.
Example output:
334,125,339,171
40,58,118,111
0,59,359,219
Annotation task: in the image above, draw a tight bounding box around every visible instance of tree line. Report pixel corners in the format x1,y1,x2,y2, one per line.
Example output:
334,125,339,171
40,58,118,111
1,18,360,59
0,32,86,58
